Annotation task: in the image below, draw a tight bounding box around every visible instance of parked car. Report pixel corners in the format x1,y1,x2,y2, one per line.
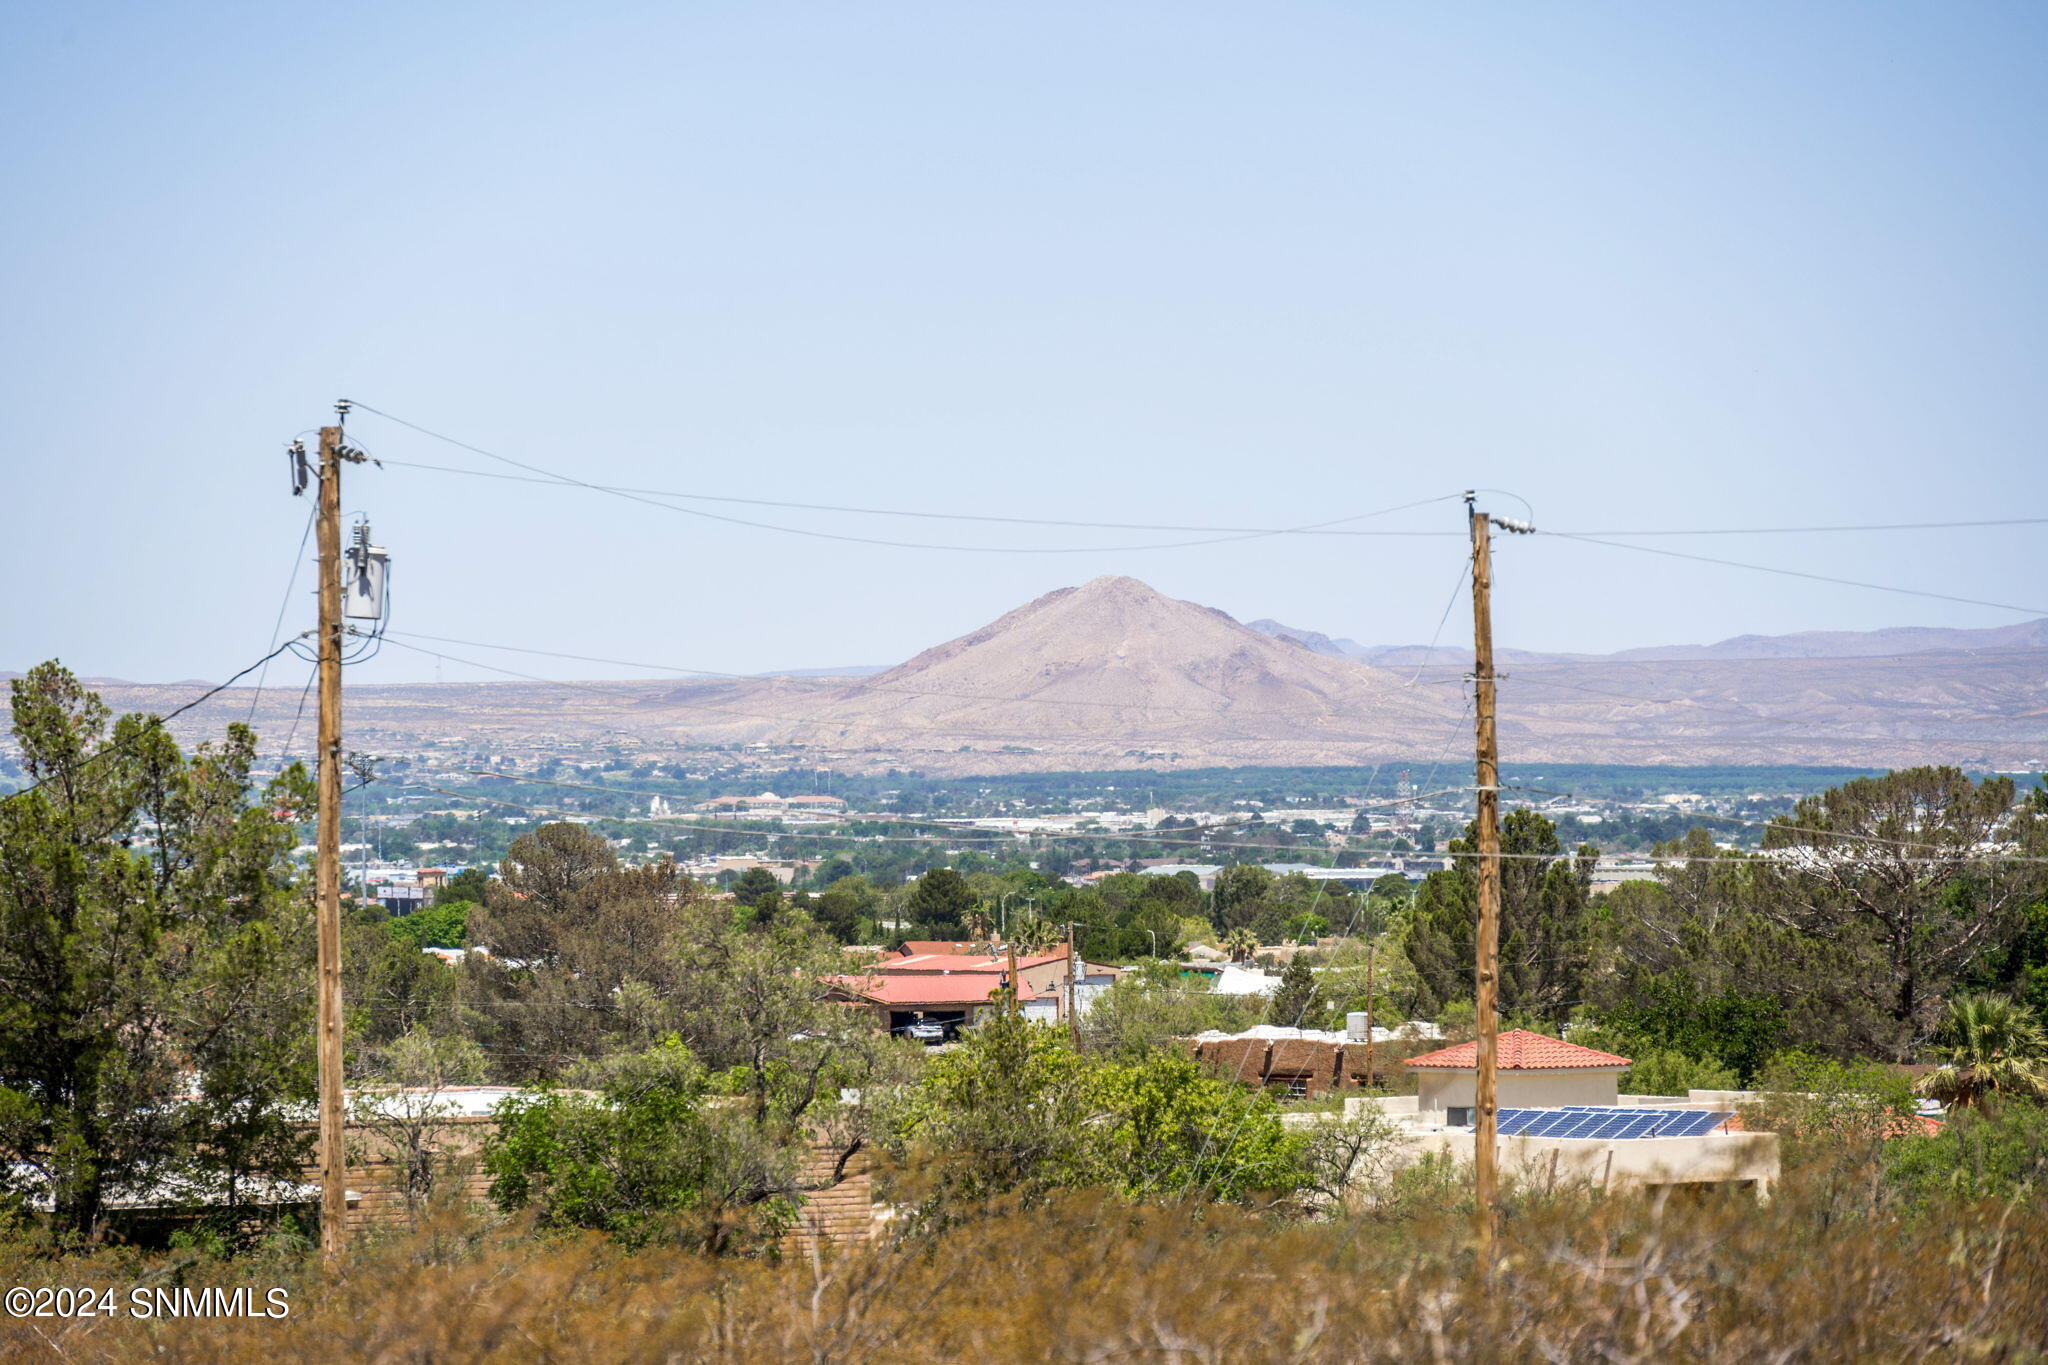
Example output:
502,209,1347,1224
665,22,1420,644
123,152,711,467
904,1019,947,1044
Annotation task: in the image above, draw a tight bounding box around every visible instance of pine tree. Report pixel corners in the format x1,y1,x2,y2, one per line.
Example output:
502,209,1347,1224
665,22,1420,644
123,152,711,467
0,663,317,1241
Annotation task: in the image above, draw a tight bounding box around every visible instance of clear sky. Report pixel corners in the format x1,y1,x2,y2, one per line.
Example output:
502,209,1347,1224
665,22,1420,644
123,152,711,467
4,2,2046,687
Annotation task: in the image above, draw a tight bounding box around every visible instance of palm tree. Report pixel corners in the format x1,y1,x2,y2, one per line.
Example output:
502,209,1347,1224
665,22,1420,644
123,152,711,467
1918,993,2048,1111
1013,917,1060,956
1223,927,1259,964
963,904,995,952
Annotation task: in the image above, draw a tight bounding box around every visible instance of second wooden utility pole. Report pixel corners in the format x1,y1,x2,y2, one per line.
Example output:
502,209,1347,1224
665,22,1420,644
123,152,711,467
1465,492,1532,1258
1467,494,1502,1258
314,421,348,1260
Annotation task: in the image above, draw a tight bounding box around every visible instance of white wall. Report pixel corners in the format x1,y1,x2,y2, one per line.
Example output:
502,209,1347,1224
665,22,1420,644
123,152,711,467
1414,1067,1621,1117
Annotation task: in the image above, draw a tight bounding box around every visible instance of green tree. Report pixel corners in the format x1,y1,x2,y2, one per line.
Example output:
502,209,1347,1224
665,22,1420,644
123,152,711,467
1212,864,1274,932
905,867,974,934
1401,810,1594,1025
351,1027,488,1225
1590,831,1892,1064
1615,1048,1738,1096
347,911,459,1051
812,874,877,943
384,899,470,951
483,1038,799,1253
731,866,783,910
1080,964,1265,1060
1588,969,1785,1084
1884,1099,2048,1207
1267,957,1324,1027
1917,993,2048,1112
0,663,315,1241
435,867,490,906
462,838,702,1077
887,1015,1303,1210
1759,768,2048,1056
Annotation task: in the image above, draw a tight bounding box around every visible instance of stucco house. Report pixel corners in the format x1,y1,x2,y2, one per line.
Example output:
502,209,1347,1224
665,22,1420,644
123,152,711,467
1402,1029,1632,1122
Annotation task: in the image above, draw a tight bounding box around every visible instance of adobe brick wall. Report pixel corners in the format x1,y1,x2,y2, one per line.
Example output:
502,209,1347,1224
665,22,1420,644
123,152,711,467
1187,1037,1431,1097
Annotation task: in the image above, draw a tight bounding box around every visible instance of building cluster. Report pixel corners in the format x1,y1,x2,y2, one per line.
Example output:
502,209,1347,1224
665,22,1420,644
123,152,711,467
825,940,1122,1039
689,791,847,822
1183,1024,1784,1197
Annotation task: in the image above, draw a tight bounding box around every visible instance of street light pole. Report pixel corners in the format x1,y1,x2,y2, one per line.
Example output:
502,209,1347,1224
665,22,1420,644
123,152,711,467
1065,922,1082,1051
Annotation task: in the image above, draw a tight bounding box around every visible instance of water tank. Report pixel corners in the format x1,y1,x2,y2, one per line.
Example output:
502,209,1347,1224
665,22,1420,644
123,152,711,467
1346,1011,1372,1042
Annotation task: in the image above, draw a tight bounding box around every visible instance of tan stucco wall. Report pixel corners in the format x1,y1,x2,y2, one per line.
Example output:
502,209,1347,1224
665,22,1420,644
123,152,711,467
1413,1067,1621,1116
1394,1129,1778,1194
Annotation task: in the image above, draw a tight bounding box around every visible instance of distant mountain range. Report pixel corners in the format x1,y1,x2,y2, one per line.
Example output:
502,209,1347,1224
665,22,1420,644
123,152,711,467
15,578,2048,774
1247,615,2048,666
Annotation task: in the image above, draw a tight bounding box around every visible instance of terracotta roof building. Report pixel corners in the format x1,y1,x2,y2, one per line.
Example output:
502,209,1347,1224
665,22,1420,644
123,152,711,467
1404,1030,1632,1072
1403,1030,1634,1121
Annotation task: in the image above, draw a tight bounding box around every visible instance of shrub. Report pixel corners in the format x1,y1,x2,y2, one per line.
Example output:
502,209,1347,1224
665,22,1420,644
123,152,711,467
482,1038,798,1253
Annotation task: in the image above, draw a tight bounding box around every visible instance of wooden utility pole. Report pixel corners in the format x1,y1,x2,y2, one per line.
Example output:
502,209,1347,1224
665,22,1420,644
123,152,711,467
1006,937,1020,1023
314,422,348,1260
1466,492,1522,1259
1468,501,1502,1255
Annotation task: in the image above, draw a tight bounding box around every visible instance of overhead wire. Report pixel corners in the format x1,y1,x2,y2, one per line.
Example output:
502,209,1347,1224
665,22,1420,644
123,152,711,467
347,406,2048,543
1537,530,2048,618
1,635,313,804
344,401,1466,555
246,501,317,723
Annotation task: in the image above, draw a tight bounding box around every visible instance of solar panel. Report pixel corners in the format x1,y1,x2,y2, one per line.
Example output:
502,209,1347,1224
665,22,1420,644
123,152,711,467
1476,1107,1733,1139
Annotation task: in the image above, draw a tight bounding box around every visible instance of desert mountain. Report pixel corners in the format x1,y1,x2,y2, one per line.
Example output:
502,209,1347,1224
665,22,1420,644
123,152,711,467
20,579,2048,776
641,575,1465,767
1250,615,2048,667
1244,619,1366,659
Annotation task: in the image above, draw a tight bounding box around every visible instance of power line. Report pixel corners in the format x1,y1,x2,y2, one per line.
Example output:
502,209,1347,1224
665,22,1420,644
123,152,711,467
374,456,1471,539
345,401,1465,554
1564,517,2048,537
350,408,2048,544
2,635,312,804
246,501,317,723
1538,531,2048,619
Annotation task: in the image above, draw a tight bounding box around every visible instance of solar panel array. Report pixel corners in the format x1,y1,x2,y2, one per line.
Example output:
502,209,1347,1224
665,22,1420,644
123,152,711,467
1490,1107,1733,1139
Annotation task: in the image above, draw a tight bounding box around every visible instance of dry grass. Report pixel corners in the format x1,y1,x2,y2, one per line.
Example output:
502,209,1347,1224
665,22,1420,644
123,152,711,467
3,1171,2044,1363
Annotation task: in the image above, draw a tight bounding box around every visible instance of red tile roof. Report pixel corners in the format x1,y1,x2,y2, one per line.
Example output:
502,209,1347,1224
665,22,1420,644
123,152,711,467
826,974,1008,1007
1403,1029,1632,1071
881,950,1068,974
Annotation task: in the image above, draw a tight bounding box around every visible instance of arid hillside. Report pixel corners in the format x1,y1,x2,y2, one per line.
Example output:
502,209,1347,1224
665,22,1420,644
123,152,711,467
14,576,2048,774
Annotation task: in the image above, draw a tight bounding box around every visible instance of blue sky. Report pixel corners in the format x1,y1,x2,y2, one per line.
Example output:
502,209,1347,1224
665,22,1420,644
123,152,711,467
4,2,2046,685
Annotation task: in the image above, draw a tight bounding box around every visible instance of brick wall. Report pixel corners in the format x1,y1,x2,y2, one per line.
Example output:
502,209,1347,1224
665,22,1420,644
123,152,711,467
1186,1037,1428,1097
